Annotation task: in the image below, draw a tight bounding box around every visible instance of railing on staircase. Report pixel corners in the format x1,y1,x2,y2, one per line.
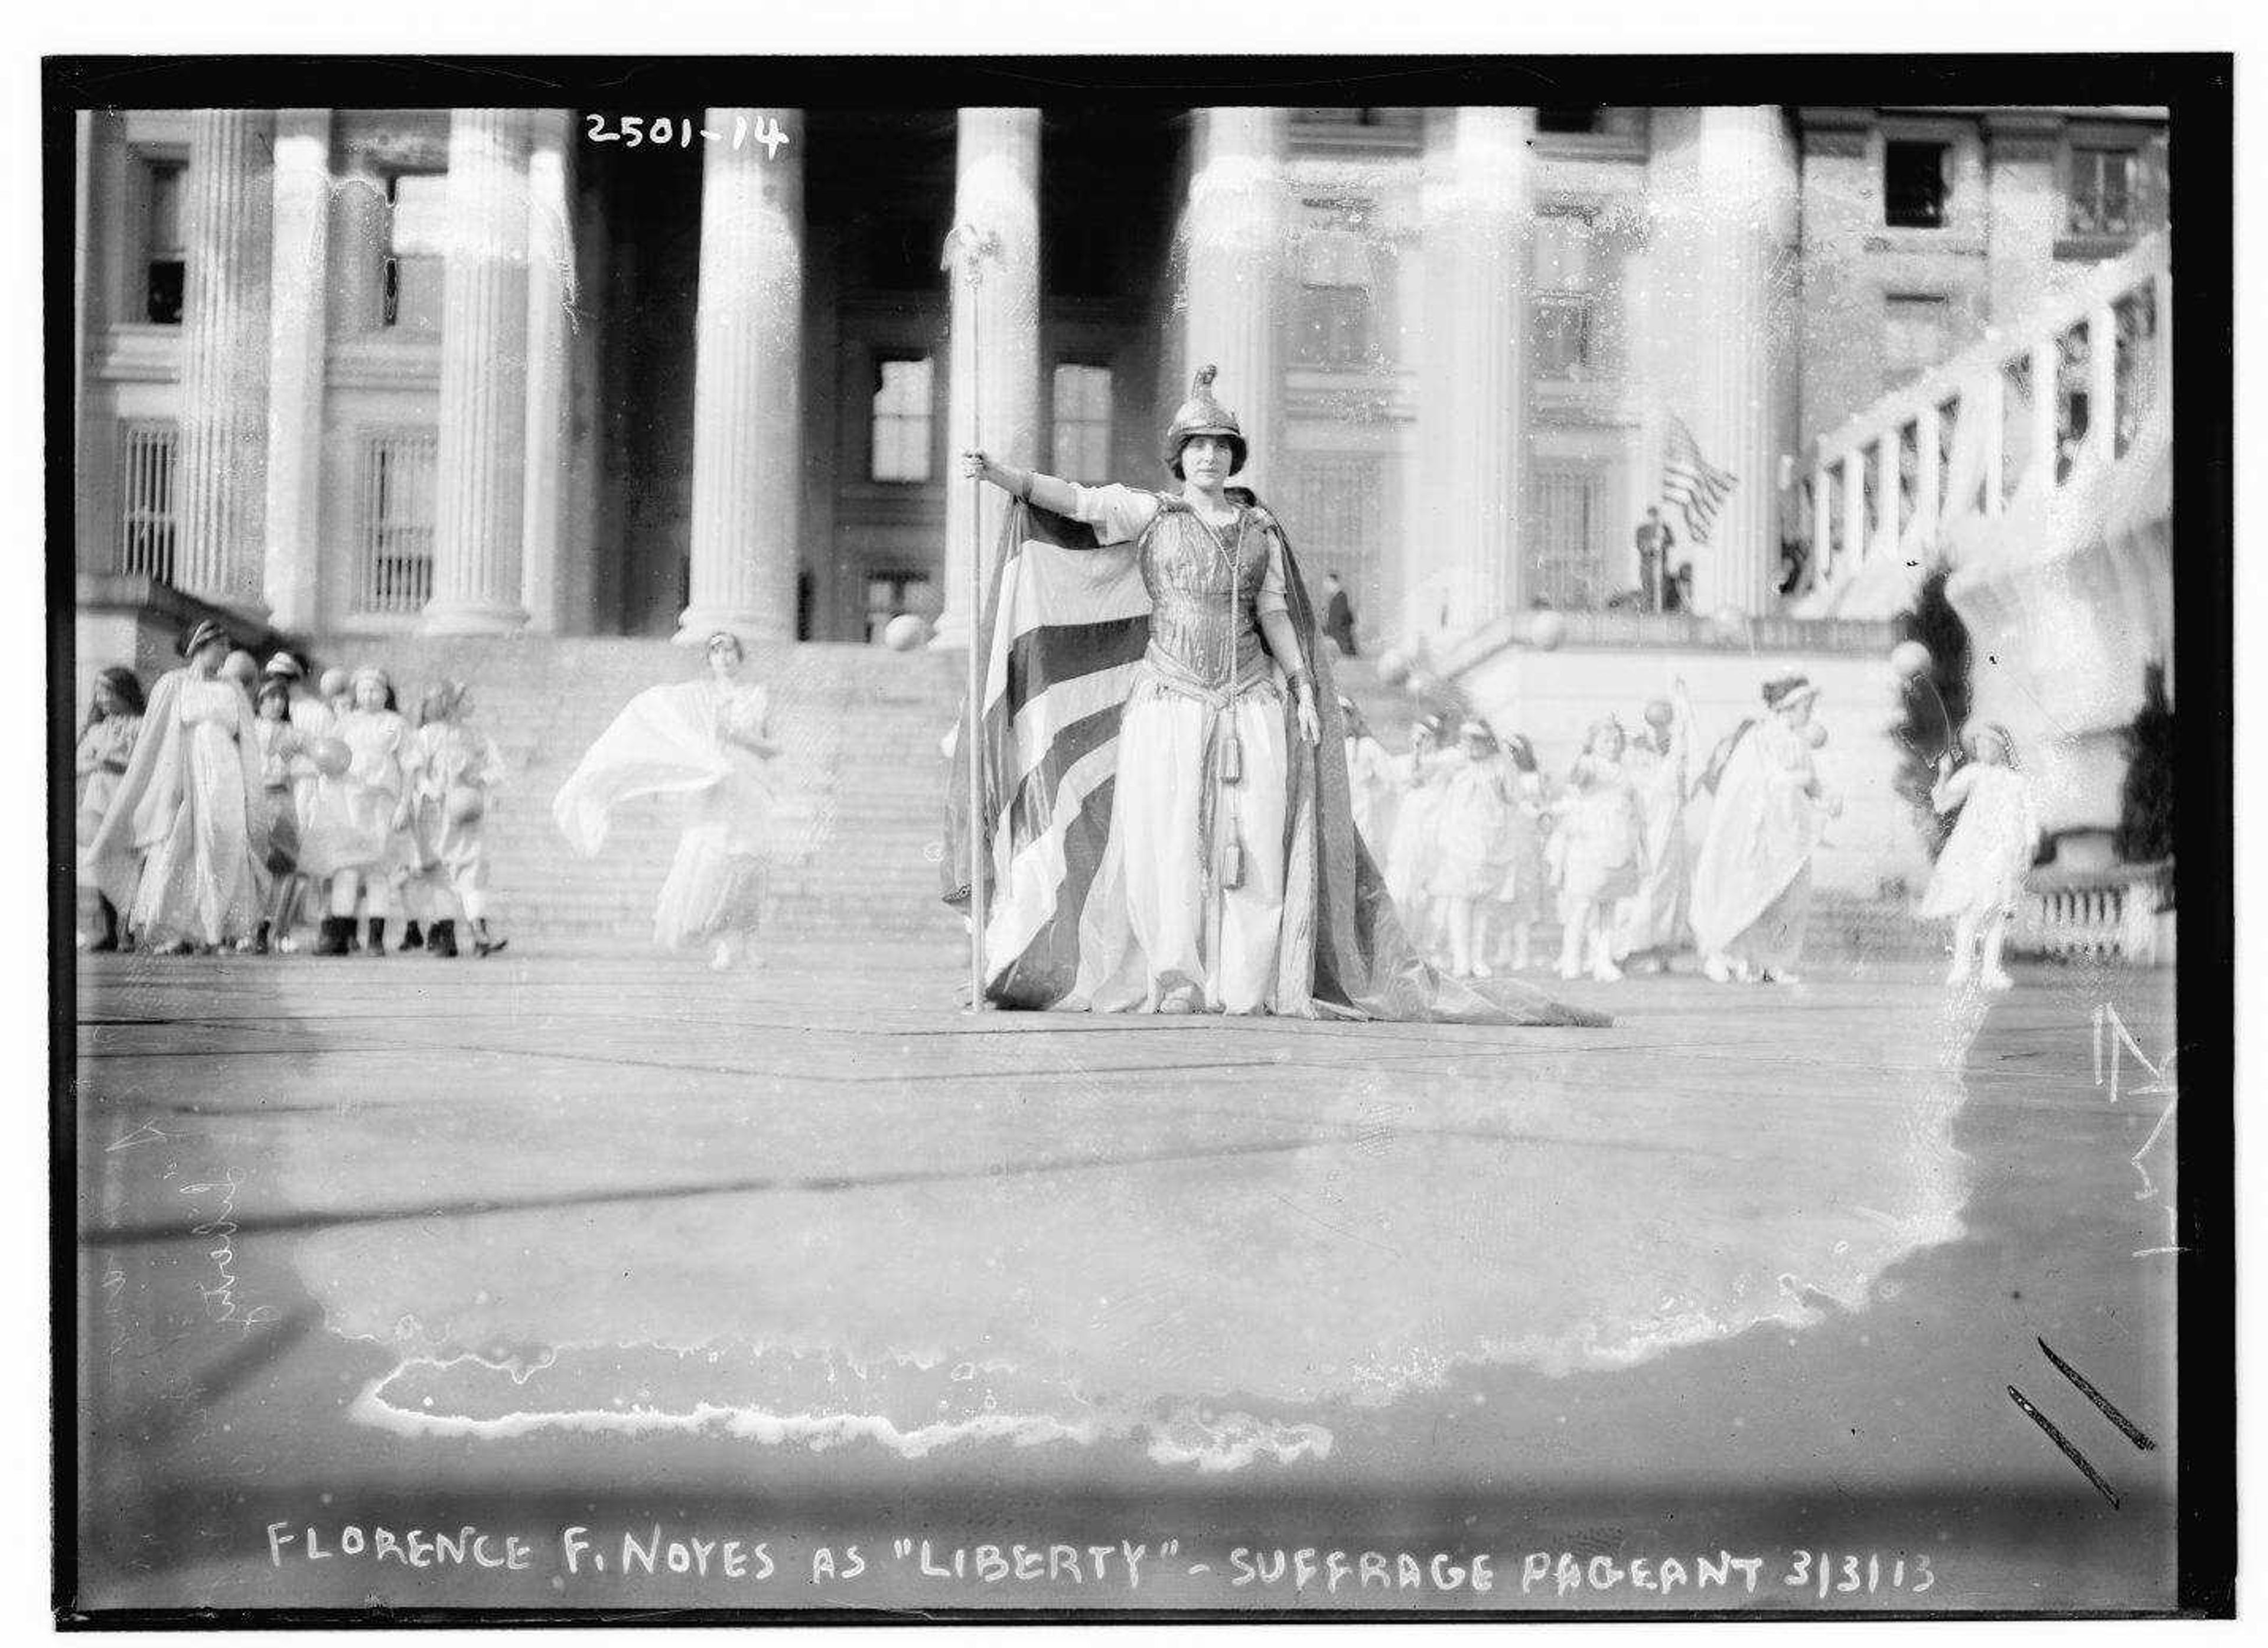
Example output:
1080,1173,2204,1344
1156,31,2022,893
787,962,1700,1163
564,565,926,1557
1797,232,2169,610
2012,857,2174,967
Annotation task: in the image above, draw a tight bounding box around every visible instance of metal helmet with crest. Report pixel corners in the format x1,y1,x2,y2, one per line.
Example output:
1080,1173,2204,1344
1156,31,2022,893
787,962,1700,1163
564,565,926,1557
1161,364,1247,478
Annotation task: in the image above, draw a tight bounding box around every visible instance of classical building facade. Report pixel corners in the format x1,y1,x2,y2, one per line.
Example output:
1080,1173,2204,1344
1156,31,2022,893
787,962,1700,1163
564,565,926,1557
72,103,2170,653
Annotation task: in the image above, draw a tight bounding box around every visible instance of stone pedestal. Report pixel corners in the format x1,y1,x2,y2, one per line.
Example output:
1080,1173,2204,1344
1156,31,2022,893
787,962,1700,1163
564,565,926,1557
423,109,533,635
174,110,275,616
933,107,1041,651
677,109,804,647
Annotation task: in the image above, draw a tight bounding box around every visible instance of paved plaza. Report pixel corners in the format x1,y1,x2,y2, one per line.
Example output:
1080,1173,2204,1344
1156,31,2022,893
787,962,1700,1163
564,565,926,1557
69,939,2179,1616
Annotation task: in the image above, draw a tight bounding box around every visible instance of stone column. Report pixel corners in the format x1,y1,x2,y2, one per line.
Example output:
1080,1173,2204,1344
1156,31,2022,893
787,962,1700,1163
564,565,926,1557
1646,107,1800,616
73,111,97,576
1418,106,1532,625
678,108,804,645
1181,107,1288,498
522,109,578,634
423,109,532,635
174,109,275,614
262,109,333,629
329,150,390,339
933,107,1041,651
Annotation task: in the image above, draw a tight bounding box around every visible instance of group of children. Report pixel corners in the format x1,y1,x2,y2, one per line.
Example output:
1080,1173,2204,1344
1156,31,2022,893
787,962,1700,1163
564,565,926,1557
1344,674,2042,991
75,626,508,959
1355,684,1697,985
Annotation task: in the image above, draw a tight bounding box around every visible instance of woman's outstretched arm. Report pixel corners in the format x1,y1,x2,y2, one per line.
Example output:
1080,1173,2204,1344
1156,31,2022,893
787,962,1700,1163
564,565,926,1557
959,452,1080,516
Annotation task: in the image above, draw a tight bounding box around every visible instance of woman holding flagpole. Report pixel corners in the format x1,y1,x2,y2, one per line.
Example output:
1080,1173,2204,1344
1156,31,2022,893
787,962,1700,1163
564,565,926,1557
953,367,1599,1026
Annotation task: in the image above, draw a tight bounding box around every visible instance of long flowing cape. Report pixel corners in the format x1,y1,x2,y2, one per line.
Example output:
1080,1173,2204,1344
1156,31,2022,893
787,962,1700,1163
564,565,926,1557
552,680,734,857
943,496,1606,1026
1687,720,1823,955
82,667,270,919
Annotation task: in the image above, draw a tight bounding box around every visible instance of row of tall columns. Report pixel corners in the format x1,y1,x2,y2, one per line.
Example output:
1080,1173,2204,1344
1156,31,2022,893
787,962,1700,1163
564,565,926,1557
151,107,578,633
1181,107,1289,499
174,110,273,612
423,109,533,633
1413,106,1533,631
1642,106,1801,617
263,109,331,629
931,109,1042,650
678,108,806,645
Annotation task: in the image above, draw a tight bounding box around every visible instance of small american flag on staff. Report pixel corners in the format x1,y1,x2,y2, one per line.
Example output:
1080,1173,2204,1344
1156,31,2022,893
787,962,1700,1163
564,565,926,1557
1662,415,1738,543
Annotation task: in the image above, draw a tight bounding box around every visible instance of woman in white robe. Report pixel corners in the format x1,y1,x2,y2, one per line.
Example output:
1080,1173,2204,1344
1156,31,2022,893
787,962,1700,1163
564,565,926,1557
554,631,781,970
1689,673,1840,984
1611,680,1697,973
75,665,145,952
84,619,269,952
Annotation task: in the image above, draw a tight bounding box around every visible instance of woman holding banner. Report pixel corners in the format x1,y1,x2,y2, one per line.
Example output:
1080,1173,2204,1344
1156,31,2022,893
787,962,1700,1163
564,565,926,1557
951,367,1599,1027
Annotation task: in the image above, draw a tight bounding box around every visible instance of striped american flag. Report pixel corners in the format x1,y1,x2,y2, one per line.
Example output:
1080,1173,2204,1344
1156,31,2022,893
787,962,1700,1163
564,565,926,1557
1663,415,1738,543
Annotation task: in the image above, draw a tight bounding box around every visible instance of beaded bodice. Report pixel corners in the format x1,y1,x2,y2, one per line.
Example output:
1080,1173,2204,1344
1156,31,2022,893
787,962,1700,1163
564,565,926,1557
1138,502,1273,683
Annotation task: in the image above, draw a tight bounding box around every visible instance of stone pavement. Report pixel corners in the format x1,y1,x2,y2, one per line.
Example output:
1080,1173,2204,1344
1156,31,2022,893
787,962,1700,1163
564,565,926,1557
67,940,2179,1617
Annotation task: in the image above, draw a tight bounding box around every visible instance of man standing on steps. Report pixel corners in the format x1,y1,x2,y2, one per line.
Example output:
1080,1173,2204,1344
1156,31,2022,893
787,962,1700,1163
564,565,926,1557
1321,571,1358,657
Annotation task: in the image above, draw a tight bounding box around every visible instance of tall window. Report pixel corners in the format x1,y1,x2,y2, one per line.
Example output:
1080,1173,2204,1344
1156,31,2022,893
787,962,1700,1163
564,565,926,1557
863,572,931,644
1291,209,1375,368
383,172,447,331
116,422,178,583
1528,466,1609,611
1532,213,1596,381
1884,141,1949,229
1051,364,1113,482
870,355,934,482
357,431,439,614
142,160,185,325
1882,293,1953,386
2068,146,2138,236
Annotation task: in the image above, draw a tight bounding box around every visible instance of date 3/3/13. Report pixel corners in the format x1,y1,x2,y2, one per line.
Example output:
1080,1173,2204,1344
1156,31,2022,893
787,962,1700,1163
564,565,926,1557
584,113,790,155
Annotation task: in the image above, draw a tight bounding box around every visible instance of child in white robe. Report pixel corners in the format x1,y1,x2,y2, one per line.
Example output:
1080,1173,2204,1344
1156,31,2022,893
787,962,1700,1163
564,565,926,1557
1918,723,2041,991
1552,718,1648,983
403,681,510,957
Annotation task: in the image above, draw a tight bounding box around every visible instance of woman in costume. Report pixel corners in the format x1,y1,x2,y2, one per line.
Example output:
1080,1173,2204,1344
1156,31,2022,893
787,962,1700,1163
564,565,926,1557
553,630,781,971
1917,722,2041,991
403,681,510,958
1481,731,1548,975
74,665,145,952
1383,714,1450,962
299,665,411,957
1611,681,1697,975
1550,717,1650,983
1688,673,1840,985
953,367,1598,1025
1338,694,1399,860
249,678,307,954
1428,719,1516,980
84,619,269,954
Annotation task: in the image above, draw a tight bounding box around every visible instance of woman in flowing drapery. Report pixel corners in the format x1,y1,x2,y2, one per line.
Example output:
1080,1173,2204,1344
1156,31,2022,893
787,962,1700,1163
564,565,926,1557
1689,673,1840,984
84,619,269,953
949,367,1602,1026
553,631,781,970
75,665,145,952
1611,681,1697,974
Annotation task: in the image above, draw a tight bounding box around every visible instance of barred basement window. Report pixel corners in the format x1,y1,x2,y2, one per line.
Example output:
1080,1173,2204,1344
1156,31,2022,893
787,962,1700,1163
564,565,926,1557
1051,363,1113,482
357,431,439,614
115,421,178,584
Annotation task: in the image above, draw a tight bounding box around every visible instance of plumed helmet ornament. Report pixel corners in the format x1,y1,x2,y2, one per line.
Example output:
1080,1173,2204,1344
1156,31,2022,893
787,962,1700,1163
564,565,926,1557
1162,364,1247,478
